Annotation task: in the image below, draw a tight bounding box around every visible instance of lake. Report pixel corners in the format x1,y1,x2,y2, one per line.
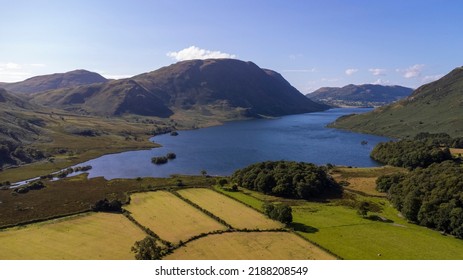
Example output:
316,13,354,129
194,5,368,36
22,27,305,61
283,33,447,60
76,108,390,179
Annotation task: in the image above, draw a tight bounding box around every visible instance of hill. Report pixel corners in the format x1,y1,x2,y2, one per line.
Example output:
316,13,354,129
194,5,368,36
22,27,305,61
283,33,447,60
0,88,42,144
30,59,328,118
31,79,173,117
329,66,463,137
0,88,47,167
1,70,107,94
306,84,413,107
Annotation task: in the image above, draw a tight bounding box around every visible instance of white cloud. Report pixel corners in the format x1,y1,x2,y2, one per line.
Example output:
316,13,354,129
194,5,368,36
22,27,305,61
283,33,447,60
372,78,390,85
1,62,21,70
282,68,317,73
0,62,41,82
102,74,132,80
167,46,236,61
398,64,425,78
289,54,303,60
345,68,358,76
422,74,444,84
30,63,46,67
369,68,387,76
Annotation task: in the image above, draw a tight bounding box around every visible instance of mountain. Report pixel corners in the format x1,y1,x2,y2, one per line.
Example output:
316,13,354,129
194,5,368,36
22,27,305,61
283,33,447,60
329,67,463,138
0,88,42,144
1,70,107,94
306,84,413,107
31,79,173,117
30,59,328,118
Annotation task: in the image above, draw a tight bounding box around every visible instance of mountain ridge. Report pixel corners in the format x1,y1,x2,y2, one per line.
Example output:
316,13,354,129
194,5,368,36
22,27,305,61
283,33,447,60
329,66,463,137
1,69,107,95
29,59,328,118
306,84,413,107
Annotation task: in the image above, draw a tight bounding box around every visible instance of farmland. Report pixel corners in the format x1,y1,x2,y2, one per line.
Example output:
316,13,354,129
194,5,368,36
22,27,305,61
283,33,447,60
124,191,227,243
165,231,335,260
177,188,282,230
220,166,463,260
0,212,145,260
1,164,462,260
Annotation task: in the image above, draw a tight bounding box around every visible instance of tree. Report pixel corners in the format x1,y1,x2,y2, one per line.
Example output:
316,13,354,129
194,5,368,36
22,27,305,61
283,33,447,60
200,170,208,176
231,160,340,200
217,178,228,187
131,237,163,260
263,202,293,225
357,201,370,218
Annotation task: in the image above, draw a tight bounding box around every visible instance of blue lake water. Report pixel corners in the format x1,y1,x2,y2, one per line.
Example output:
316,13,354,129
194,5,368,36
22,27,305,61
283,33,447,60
79,108,390,179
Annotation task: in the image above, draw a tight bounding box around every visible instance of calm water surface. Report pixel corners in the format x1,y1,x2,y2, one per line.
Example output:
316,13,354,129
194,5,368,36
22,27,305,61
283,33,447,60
79,108,390,179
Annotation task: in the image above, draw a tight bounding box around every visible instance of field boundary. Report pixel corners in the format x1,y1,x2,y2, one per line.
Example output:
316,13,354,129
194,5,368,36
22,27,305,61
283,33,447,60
211,186,341,260
0,209,93,231
212,186,265,212
163,228,291,259
170,189,234,229
291,230,343,260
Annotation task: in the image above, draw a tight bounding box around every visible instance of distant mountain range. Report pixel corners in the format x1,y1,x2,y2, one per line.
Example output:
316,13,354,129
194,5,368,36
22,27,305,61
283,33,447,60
0,70,107,95
23,59,327,118
306,84,413,107
330,66,463,137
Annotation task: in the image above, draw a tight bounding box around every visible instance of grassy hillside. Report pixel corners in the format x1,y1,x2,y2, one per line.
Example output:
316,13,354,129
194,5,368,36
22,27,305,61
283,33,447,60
329,67,463,138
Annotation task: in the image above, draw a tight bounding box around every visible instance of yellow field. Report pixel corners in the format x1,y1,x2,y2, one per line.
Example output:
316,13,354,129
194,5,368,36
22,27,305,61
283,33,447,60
331,166,406,197
450,148,463,156
0,213,145,260
124,191,227,243
177,188,283,230
165,231,336,260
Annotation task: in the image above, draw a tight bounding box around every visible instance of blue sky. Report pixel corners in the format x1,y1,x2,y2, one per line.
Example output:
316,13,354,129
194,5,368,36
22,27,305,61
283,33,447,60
1,0,462,92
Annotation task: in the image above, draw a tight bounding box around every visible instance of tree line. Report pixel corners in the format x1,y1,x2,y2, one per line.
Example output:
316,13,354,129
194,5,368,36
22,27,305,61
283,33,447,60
370,140,452,169
376,161,463,238
231,160,340,199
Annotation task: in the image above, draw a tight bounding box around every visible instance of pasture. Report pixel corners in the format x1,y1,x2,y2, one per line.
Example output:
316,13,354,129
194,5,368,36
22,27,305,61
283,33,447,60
177,188,282,230
292,197,463,260
224,167,463,260
124,191,227,243
0,212,145,260
165,231,335,260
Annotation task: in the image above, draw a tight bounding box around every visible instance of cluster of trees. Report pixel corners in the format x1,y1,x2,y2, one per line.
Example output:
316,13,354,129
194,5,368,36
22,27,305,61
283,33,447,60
13,181,46,194
376,161,463,238
151,153,176,165
414,132,463,148
231,161,340,199
263,202,293,224
131,236,163,260
92,198,123,213
53,165,93,179
370,140,452,169
0,140,46,168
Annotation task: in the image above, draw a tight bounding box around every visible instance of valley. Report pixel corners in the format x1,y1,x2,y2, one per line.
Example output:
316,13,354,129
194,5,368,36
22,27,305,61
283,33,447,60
1,59,462,261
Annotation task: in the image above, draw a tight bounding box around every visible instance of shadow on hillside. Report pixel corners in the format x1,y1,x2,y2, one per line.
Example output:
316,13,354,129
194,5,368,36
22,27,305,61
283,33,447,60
366,215,393,223
291,223,319,233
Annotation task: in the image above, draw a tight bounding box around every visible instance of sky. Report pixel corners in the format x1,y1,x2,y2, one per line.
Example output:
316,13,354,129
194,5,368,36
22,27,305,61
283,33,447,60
1,0,462,92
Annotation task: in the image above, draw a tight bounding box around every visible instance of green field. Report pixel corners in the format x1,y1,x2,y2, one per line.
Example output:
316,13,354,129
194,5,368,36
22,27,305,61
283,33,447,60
0,212,146,260
293,198,463,259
